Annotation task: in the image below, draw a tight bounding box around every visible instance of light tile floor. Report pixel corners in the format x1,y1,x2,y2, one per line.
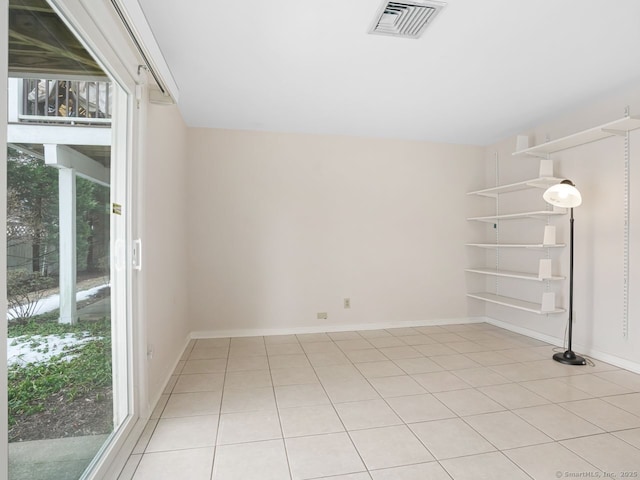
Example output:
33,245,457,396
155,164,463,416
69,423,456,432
119,323,640,480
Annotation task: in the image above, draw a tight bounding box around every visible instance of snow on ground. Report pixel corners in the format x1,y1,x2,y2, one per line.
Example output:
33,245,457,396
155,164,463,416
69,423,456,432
7,284,109,320
7,333,100,367
6,284,108,368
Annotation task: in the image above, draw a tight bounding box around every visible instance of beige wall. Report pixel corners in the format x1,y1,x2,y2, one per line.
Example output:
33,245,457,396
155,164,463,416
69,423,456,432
186,129,485,335
141,102,190,404
482,85,640,369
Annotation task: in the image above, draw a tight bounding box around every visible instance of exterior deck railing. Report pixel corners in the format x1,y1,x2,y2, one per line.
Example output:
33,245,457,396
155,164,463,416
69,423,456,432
18,78,112,126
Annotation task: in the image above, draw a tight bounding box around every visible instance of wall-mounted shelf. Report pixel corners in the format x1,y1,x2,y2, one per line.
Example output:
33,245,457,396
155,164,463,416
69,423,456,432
467,210,565,222
467,177,563,197
467,293,565,315
466,159,565,317
466,243,564,249
513,115,640,158
465,268,564,282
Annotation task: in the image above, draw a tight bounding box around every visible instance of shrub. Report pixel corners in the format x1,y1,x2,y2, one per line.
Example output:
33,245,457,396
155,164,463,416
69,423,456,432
7,270,55,321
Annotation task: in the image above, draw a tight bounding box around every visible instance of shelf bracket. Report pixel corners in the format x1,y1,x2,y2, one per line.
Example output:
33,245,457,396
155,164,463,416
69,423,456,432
602,128,628,137
525,152,551,159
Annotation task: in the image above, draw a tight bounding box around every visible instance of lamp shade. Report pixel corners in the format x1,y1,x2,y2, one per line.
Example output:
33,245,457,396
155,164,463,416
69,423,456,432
543,180,582,208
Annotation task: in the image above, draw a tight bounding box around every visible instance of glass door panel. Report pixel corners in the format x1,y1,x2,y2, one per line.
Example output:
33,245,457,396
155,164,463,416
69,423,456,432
7,145,115,479
6,1,129,478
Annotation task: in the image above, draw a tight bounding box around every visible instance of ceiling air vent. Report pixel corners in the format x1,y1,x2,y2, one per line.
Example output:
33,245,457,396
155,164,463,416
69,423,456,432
369,0,446,39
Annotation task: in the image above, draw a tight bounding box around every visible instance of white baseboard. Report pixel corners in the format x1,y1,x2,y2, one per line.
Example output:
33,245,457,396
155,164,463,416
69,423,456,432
110,334,193,479
151,333,192,401
190,316,485,339
481,316,564,346
484,316,640,374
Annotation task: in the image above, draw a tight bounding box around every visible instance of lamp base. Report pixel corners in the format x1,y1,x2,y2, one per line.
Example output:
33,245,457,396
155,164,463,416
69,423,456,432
553,350,586,366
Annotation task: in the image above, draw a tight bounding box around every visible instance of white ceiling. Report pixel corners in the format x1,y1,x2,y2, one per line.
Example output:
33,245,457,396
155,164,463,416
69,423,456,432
137,0,640,146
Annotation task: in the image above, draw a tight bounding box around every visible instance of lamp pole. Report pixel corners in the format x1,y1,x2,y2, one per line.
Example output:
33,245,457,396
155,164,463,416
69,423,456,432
544,179,586,366
553,205,586,365
568,207,575,353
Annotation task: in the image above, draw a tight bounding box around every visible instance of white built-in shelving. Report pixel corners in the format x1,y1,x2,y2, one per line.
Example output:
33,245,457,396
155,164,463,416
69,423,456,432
467,210,565,223
466,243,564,249
513,115,640,157
468,115,640,316
466,159,564,314
467,177,563,197
510,114,640,337
466,293,565,315
465,267,563,282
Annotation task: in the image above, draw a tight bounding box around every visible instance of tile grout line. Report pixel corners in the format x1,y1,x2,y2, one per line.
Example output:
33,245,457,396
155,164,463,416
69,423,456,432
300,332,372,478
209,337,232,480
263,336,295,480
349,333,464,478
344,333,444,471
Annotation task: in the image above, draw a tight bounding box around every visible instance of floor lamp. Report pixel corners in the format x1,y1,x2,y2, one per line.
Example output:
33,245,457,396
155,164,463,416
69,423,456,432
543,180,587,366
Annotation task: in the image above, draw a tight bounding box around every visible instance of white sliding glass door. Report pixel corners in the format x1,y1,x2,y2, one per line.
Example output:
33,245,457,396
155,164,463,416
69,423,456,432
5,1,134,478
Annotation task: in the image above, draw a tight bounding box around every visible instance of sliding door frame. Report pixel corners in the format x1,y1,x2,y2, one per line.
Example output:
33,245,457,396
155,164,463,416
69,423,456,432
1,1,9,479
46,1,150,478
1,0,150,477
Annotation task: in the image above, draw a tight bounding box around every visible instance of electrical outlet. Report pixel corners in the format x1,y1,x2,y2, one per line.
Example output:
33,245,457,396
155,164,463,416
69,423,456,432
344,298,351,309
317,312,328,320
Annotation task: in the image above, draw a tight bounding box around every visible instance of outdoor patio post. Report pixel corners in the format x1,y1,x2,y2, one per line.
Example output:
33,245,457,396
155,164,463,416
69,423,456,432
58,166,77,324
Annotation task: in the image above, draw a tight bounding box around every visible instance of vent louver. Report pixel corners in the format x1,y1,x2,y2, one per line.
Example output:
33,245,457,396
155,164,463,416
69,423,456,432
369,0,446,39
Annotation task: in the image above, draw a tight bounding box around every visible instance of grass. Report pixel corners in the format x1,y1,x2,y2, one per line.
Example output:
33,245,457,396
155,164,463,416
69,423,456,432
7,313,112,427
